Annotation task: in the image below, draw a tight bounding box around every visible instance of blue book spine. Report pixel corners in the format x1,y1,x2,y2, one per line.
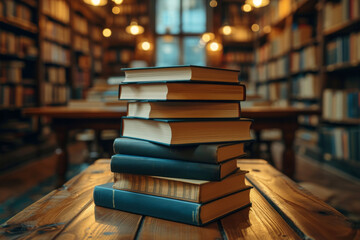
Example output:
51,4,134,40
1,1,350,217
111,154,231,181
94,183,202,225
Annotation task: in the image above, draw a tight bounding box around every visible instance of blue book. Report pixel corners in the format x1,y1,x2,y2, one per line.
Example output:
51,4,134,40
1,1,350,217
93,183,251,226
111,154,238,181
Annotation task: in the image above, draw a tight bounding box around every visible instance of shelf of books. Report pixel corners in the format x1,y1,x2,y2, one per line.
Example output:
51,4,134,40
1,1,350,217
0,0,39,154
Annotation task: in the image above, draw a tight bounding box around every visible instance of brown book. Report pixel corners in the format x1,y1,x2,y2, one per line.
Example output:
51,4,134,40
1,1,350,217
113,170,248,203
121,118,253,145
119,82,246,101
122,65,239,83
127,101,241,119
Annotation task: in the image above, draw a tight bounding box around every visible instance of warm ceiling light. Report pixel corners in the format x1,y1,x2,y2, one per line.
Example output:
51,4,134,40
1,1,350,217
201,32,215,43
246,0,269,8
102,28,112,37
83,0,107,6
251,24,260,32
113,0,123,4
141,41,151,51
221,25,232,35
209,0,217,8
207,41,222,52
112,6,120,14
126,20,144,35
242,4,252,12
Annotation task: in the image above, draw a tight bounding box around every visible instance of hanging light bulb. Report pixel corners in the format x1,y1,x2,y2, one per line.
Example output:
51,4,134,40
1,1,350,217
209,0,218,8
102,28,112,37
242,3,252,12
220,24,233,35
112,6,120,14
113,0,123,4
207,41,222,52
201,32,215,43
138,41,152,51
251,24,260,32
126,20,144,35
83,0,107,6
245,0,269,8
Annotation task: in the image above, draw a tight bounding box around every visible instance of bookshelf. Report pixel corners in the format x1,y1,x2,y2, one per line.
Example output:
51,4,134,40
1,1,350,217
251,0,360,178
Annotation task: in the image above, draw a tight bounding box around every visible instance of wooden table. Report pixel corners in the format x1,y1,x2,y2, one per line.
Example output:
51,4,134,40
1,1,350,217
1,159,357,240
23,106,319,185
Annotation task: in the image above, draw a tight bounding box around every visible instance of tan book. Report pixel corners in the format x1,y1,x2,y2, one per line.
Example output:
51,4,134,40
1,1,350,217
113,170,248,203
122,65,239,83
127,101,241,119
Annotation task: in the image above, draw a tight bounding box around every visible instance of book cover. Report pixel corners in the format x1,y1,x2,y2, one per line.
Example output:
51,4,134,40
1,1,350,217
113,137,246,164
93,183,251,226
111,154,238,181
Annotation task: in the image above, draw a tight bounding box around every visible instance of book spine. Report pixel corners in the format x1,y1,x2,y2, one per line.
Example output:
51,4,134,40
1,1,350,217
113,138,218,163
93,183,201,225
111,154,223,181
113,173,201,202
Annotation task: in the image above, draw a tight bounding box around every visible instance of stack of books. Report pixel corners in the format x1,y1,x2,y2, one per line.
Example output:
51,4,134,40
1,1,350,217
93,65,254,226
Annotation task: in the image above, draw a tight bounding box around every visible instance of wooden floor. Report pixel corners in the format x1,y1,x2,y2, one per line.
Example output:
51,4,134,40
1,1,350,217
0,141,359,226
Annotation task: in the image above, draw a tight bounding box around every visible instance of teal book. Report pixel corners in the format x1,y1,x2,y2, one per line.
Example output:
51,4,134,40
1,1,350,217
110,154,238,181
93,183,251,226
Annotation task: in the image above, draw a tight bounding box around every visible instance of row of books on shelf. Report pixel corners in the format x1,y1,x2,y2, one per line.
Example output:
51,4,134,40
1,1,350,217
78,55,91,70
93,44,102,59
321,126,360,163
256,0,291,33
91,26,102,42
290,45,318,73
223,51,254,64
251,56,289,82
291,74,320,99
43,18,70,45
0,61,24,83
0,30,37,58
0,85,35,107
292,22,313,49
43,83,68,105
323,89,360,121
269,81,288,102
105,49,133,64
73,69,91,88
323,0,360,31
73,14,88,35
46,66,66,84
326,31,360,67
42,0,69,24
94,60,102,73
254,28,291,63
298,115,320,127
42,41,70,66
0,0,36,28
74,35,90,53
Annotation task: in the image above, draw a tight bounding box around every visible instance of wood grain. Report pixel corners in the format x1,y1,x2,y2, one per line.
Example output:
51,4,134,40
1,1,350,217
221,179,301,240
0,159,113,240
238,160,359,240
54,203,142,240
137,217,222,240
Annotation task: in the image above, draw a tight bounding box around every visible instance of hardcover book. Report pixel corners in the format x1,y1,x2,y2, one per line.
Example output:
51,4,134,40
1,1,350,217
113,170,248,203
93,183,251,226
122,65,240,83
111,154,238,181
127,101,241,119
118,82,246,101
121,118,253,145
113,138,246,164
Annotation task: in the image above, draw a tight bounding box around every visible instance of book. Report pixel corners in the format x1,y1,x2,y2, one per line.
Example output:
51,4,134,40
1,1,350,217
118,82,246,101
113,170,248,203
127,101,241,119
113,137,246,164
93,183,251,226
121,65,239,83
111,154,238,181
121,118,253,145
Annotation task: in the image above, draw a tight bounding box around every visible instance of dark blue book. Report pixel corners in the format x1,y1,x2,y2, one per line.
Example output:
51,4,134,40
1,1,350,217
93,183,251,226
121,118,253,146
111,154,238,181
113,137,246,164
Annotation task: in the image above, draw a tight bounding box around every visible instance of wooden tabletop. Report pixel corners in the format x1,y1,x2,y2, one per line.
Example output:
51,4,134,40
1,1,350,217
23,105,320,119
1,159,357,240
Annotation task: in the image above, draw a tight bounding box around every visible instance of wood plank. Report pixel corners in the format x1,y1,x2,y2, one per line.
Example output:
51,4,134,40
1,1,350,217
238,161,359,240
0,159,113,240
54,203,142,240
137,217,222,240
221,180,301,240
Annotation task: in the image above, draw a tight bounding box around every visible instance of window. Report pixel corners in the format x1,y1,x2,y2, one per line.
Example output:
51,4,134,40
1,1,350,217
155,0,206,66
